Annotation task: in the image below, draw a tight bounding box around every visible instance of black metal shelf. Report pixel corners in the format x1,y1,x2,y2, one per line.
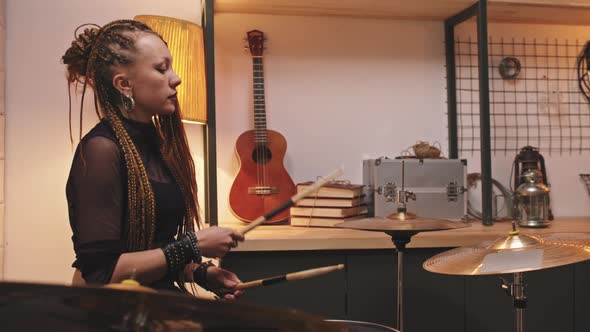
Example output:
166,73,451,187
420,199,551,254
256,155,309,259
445,0,494,226
204,0,495,226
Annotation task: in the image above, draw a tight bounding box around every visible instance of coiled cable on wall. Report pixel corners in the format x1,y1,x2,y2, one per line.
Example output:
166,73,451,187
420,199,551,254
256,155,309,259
467,173,514,221
577,41,590,103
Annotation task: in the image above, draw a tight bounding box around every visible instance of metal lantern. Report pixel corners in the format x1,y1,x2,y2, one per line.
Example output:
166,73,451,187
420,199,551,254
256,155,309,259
515,169,550,228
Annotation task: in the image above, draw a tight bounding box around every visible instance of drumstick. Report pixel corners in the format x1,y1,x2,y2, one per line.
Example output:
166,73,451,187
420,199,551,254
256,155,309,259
239,167,344,234
235,264,345,290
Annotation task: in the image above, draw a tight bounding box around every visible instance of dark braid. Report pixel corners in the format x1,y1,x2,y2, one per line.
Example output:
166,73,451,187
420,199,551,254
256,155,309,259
62,20,200,255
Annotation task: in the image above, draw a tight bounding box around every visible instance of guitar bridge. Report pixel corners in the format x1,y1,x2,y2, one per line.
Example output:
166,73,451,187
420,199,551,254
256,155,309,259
248,186,279,195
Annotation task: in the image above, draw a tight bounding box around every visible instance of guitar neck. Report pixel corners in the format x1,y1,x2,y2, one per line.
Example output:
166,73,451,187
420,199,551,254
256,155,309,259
252,56,268,144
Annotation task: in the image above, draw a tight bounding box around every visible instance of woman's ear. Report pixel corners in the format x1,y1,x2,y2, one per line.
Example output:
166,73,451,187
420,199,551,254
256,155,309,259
112,72,132,96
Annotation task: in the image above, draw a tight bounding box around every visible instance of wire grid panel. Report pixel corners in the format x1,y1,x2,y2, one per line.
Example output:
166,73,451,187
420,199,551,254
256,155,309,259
454,36,590,155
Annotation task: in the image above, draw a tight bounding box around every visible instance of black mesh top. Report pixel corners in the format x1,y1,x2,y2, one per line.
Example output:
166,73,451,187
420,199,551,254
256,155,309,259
66,117,185,290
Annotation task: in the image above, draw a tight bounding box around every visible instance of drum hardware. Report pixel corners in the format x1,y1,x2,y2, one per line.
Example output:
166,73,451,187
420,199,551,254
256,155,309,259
386,159,417,220
500,273,527,332
337,160,470,332
335,216,468,332
423,221,590,332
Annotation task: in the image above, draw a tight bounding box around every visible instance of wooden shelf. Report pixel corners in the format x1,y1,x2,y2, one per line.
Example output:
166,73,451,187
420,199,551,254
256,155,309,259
226,217,590,251
215,0,590,25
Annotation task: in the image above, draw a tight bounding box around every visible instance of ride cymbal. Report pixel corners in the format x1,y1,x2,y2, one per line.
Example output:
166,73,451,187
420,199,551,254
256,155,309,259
335,217,470,236
423,232,590,275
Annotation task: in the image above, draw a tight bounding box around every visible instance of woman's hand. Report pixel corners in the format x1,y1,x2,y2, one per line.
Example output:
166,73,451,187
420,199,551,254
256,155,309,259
205,266,244,301
196,226,244,258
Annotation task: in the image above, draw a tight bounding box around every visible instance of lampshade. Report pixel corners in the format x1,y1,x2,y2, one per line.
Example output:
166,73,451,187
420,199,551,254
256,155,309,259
134,15,207,124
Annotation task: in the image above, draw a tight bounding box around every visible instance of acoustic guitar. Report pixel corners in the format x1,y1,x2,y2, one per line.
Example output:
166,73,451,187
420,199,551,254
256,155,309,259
229,30,296,224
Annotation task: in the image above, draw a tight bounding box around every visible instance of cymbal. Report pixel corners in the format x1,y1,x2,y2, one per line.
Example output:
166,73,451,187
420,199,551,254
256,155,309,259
334,216,470,236
423,232,590,275
0,282,350,331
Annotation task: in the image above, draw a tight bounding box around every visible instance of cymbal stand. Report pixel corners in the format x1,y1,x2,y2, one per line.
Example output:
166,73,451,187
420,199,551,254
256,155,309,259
387,160,417,221
389,230,418,332
500,272,527,332
386,160,417,332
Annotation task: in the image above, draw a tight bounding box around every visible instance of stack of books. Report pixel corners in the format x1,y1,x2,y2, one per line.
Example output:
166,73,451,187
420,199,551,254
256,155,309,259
290,181,368,227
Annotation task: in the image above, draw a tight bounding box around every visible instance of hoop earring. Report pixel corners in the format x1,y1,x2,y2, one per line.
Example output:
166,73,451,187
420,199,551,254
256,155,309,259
121,93,135,112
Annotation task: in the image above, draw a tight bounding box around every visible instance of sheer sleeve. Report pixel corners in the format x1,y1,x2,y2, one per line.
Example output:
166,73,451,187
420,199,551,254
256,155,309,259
67,135,125,284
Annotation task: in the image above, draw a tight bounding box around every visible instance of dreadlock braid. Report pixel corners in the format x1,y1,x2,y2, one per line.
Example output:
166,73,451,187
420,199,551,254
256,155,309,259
62,19,199,254
156,111,201,233
103,106,156,251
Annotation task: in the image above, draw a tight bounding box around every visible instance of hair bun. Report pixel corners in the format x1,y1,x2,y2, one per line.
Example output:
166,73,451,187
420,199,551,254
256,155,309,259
62,25,100,82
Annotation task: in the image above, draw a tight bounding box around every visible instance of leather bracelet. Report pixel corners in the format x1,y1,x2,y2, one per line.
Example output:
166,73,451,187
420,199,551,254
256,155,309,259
193,260,216,291
161,233,200,274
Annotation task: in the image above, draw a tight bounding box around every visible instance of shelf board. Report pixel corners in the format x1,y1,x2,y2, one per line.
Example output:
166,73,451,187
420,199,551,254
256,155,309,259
215,0,590,25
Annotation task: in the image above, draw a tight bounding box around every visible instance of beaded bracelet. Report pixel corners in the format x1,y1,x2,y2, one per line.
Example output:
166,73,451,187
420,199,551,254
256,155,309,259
186,231,202,264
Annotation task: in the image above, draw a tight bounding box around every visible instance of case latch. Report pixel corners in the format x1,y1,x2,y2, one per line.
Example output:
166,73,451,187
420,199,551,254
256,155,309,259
446,181,465,202
376,182,397,202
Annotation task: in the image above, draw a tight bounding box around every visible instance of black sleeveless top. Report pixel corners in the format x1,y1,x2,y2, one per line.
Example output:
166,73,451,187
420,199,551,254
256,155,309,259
66,117,184,290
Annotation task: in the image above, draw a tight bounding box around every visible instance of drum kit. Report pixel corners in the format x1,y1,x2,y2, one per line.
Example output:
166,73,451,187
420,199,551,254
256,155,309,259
336,216,590,332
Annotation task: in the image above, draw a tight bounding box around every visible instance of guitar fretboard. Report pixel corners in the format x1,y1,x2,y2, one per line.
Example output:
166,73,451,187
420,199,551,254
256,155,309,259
252,56,267,144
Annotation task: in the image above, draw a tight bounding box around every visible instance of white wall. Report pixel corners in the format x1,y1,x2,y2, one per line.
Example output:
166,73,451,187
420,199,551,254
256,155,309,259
214,14,448,223
4,0,204,284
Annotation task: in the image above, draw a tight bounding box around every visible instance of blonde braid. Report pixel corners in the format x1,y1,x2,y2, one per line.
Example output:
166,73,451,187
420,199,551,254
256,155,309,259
103,107,155,249
79,20,159,251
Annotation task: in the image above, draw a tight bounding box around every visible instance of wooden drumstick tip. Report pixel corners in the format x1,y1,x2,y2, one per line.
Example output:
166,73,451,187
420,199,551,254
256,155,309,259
234,264,346,290
291,167,344,202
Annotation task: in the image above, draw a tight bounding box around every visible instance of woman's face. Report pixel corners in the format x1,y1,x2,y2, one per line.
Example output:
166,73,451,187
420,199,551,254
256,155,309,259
126,33,182,119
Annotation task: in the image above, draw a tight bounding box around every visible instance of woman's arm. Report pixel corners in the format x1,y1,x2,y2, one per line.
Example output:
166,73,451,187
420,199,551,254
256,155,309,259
111,226,245,284
109,249,168,284
68,135,244,285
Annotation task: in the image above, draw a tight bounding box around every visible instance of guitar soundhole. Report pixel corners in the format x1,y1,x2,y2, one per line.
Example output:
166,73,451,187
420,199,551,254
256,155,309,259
252,145,273,164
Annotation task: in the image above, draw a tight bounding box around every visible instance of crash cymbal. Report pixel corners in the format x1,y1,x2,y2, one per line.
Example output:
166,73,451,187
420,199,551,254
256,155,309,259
334,216,470,236
0,282,350,331
423,232,590,276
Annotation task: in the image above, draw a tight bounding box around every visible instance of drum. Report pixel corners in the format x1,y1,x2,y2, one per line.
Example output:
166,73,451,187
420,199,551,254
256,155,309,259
326,319,399,332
